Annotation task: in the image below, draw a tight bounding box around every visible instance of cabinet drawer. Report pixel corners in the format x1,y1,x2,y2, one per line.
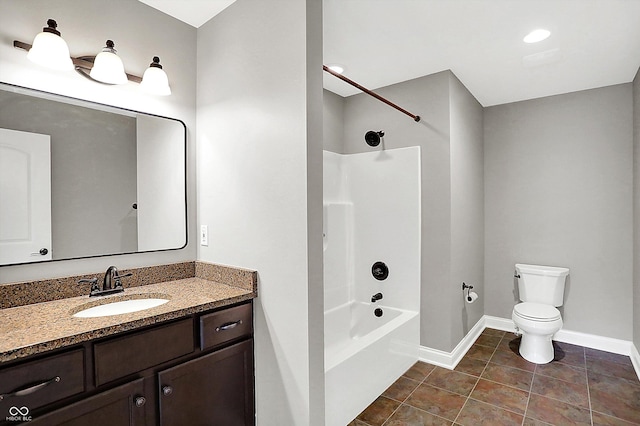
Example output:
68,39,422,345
94,319,194,386
200,303,252,350
0,349,85,414
28,378,146,426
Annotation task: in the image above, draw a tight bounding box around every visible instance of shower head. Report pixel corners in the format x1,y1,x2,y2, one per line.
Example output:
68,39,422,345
365,130,384,147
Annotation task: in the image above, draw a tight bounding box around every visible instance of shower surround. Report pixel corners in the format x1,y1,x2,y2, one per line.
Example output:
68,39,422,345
323,147,421,426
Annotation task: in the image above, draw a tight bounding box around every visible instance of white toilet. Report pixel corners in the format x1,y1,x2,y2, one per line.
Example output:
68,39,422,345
512,263,569,364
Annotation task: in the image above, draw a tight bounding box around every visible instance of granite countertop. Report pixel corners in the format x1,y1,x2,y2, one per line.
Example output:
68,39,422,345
0,277,255,363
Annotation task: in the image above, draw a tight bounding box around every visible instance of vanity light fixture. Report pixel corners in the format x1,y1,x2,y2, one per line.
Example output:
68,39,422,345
89,40,128,85
13,18,172,95
140,57,171,96
26,19,73,71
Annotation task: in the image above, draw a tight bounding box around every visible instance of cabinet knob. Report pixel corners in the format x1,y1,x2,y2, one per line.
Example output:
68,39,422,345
162,385,173,396
135,396,146,407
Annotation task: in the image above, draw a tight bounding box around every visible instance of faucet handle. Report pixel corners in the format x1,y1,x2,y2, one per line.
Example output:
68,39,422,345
112,272,132,289
79,278,100,296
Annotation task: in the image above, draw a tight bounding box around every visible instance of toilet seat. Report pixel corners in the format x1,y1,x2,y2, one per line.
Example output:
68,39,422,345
513,302,560,322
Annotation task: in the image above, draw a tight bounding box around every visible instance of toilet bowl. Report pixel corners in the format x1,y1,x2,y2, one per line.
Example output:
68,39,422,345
512,302,562,364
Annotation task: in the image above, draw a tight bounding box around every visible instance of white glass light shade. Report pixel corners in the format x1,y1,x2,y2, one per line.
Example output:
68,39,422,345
140,66,171,96
27,31,73,71
140,57,171,96
90,42,128,85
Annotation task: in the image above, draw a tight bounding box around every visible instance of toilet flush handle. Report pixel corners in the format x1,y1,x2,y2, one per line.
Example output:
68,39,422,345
514,271,521,279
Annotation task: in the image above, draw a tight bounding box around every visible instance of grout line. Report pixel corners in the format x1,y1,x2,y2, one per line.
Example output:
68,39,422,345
526,390,592,414
525,347,597,424
376,332,639,426
466,396,529,418
584,347,594,426
521,360,536,426
477,376,531,393
452,335,501,425
381,363,436,425
451,395,470,425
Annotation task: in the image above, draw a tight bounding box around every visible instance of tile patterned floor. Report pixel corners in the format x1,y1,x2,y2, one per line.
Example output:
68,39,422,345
349,328,640,426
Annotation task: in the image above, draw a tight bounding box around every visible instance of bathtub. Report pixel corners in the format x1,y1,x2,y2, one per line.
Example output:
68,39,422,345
325,301,419,426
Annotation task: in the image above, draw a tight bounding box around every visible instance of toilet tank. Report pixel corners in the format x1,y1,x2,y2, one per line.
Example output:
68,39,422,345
515,264,569,306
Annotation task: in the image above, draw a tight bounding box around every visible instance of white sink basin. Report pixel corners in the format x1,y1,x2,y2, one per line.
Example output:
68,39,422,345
73,297,170,318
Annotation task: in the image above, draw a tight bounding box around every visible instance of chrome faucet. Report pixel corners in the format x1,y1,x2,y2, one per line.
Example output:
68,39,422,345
79,265,132,297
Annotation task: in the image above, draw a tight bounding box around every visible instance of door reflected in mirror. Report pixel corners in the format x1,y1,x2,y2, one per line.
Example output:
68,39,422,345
0,82,187,266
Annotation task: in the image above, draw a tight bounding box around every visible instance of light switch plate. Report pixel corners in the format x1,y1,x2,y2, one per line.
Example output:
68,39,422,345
200,225,208,246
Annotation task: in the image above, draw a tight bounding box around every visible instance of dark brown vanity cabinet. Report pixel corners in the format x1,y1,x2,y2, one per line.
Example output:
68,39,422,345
0,349,85,418
0,301,254,426
93,318,195,387
158,340,254,426
28,378,146,426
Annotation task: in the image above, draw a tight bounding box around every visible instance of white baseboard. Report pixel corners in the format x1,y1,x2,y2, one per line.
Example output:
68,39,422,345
553,328,632,356
483,315,517,333
419,315,638,376
418,316,485,369
631,344,640,382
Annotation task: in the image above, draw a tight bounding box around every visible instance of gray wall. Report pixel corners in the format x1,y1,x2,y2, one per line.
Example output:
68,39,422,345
449,75,484,343
484,84,634,340
0,91,138,259
634,69,640,348
0,0,197,283
341,70,484,352
322,89,344,153
195,0,324,424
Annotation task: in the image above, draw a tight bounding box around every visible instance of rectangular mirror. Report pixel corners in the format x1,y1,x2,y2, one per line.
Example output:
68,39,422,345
0,82,187,266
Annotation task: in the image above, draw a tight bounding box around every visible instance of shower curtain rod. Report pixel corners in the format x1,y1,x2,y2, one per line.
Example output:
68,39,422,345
323,65,421,122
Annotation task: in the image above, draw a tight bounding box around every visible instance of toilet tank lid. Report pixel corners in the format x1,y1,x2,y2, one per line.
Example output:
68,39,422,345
515,263,569,277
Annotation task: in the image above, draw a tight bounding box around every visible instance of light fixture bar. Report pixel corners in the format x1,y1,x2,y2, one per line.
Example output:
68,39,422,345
13,40,142,83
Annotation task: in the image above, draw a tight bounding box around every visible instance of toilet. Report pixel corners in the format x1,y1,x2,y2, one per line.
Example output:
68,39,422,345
512,263,569,364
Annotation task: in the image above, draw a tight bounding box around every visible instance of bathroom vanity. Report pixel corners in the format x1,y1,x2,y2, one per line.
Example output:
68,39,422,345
0,263,257,425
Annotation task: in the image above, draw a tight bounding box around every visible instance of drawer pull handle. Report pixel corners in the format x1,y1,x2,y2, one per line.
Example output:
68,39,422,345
0,376,60,401
216,320,242,332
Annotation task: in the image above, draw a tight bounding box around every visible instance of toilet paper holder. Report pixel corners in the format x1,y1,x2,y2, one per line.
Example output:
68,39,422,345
462,282,474,302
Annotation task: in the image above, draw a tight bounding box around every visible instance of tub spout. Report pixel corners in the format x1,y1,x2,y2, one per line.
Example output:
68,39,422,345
371,292,383,303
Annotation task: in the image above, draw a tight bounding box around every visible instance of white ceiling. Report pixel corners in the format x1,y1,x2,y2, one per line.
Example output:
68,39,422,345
323,0,640,106
137,0,235,28
139,0,640,107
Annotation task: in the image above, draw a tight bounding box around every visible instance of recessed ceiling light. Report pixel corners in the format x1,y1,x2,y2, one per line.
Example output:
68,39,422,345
327,64,345,74
523,29,551,44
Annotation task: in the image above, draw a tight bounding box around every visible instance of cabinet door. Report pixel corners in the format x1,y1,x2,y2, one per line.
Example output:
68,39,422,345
28,378,147,426
158,340,254,426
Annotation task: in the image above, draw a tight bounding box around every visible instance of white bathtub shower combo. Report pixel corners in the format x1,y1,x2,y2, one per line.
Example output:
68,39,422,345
323,147,421,426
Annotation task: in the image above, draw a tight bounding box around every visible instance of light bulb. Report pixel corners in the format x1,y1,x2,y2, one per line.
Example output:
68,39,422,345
523,29,551,44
